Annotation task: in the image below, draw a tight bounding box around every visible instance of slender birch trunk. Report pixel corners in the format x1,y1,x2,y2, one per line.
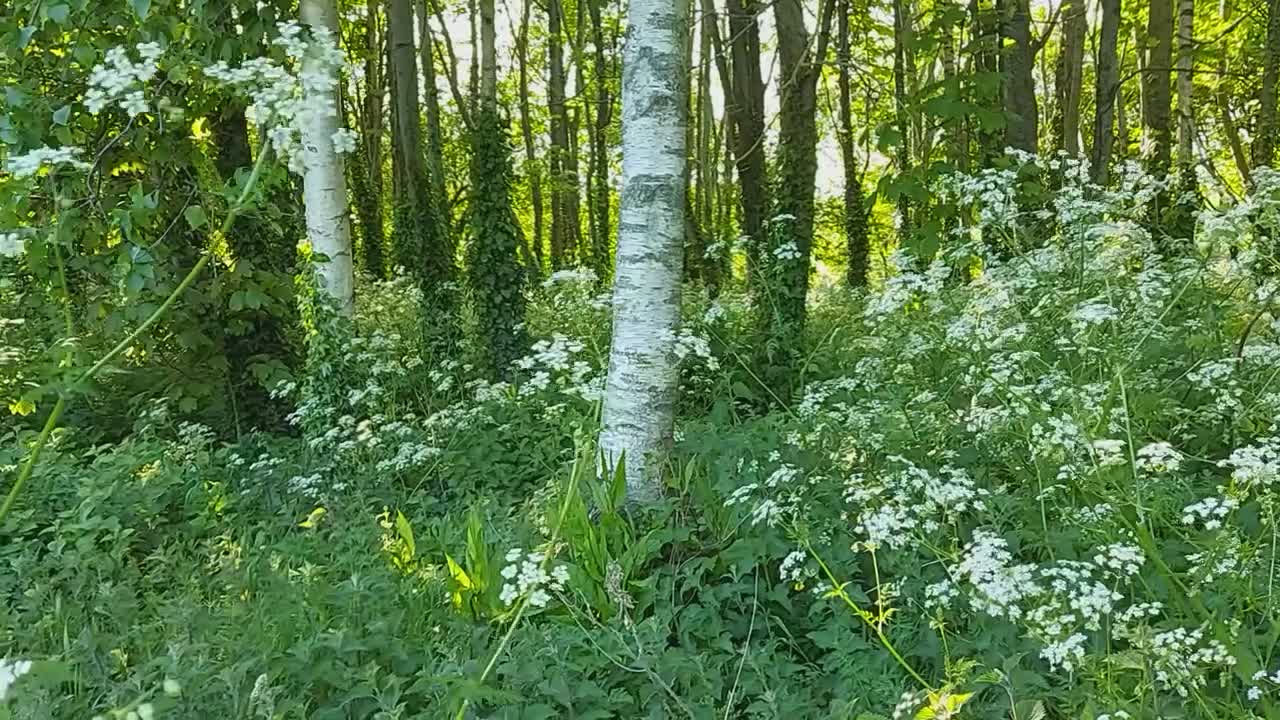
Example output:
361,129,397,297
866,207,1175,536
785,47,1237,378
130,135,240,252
599,0,688,504
300,0,354,315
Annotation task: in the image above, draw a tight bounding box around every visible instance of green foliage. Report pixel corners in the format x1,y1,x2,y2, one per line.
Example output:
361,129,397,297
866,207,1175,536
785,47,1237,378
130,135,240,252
466,105,529,378
392,192,459,353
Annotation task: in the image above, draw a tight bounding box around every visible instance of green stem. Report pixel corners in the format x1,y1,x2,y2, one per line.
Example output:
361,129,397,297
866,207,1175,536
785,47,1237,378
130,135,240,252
454,438,587,720
0,149,271,527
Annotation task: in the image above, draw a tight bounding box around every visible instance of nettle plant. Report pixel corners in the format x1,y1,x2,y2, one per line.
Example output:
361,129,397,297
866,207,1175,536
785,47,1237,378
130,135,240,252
726,157,1280,718
0,13,361,715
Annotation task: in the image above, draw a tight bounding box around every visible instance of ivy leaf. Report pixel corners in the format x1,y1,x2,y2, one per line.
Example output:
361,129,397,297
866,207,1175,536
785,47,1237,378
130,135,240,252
183,205,208,230
129,0,152,20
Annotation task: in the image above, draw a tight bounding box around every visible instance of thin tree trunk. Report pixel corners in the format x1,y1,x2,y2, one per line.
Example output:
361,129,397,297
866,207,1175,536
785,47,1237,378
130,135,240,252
548,0,580,267
893,0,913,228
588,0,614,282
418,0,447,210
837,0,868,286
1255,0,1280,169
1053,0,1085,155
1091,0,1120,183
360,0,387,278
723,0,768,284
516,0,545,272
388,0,425,204
600,0,689,503
1175,0,1194,169
1216,0,1251,184
301,0,354,315
970,0,1002,165
1001,0,1037,153
1142,0,1174,179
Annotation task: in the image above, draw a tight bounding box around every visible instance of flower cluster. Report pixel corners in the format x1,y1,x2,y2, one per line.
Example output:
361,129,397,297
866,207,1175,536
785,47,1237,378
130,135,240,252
4,146,90,178
204,22,355,174
0,658,32,701
0,232,24,257
499,548,569,608
85,42,163,117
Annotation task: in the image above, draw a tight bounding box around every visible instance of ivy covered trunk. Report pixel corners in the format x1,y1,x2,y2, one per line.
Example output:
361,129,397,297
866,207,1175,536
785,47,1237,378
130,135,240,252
599,0,688,504
300,0,354,316
836,0,869,287
466,0,529,378
1142,0,1174,181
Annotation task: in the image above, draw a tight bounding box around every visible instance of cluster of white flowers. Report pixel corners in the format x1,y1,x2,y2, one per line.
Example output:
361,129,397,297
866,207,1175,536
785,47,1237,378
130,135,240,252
947,529,1145,672
0,231,24,258
1248,667,1280,702
1069,300,1118,330
862,251,952,321
512,334,600,400
499,548,569,607
85,42,163,116
1181,495,1237,530
846,457,990,549
204,22,355,174
541,267,597,288
1134,441,1181,473
1127,625,1236,696
0,658,32,701
1219,436,1280,489
5,145,90,178
772,241,802,262
673,328,719,371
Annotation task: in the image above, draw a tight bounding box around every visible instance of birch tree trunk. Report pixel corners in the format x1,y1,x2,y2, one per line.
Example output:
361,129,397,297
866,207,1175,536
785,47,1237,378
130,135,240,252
599,0,688,504
300,0,354,316
1091,0,1120,183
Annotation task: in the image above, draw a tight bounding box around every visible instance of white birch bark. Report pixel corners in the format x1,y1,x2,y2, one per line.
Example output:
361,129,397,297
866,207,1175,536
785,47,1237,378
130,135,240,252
300,0,355,316
598,0,688,504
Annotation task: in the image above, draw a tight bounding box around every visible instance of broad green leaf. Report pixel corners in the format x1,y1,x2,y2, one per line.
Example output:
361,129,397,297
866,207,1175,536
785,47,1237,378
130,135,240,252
130,0,152,20
52,104,71,125
47,4,71,23
183,205,208,229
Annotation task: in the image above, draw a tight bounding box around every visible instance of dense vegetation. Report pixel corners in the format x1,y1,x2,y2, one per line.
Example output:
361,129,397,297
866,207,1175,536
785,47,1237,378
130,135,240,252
3,0,1280,718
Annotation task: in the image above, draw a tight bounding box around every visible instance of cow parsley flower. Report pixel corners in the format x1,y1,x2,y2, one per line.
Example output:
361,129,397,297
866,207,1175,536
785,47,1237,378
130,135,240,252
499,548,568,607
5,146,90,178
85,42,164,117
0,658,33,701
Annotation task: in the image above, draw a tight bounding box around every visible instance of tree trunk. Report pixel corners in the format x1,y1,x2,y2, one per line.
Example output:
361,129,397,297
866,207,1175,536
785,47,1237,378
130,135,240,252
358,0,387,278
388,0,425,204
588,0,614,282
1142,0,1174,179
1053,0,1086,155
1175,0,1194,169
548,0,581,268
300,0,354,315
893,0,913,226
1091,0,1121,183
1255,0,1280,169
418,0,448,214
600,0,689,504
724,0,768,284
1001,0,1037,153
517,0,545,272
970,0,1002,165
1216,0,1251,184
837,0,868,286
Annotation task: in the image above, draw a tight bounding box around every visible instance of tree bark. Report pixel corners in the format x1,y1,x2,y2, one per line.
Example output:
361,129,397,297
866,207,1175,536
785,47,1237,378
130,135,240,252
1053,0,1086,155
548,0,582,268
587,0,614,282
600,0,689,503
516,0,545,272
893,0,913,225
837,0,868,286
1216,0,1251,184
1091,0,1120,183
388,0,425,204
358,0,387,278
1255,0,1280,169
1142,0,1174,179
300,0,355,315
418,0,448,212
1001,0,1037,153
1175,0,1194,169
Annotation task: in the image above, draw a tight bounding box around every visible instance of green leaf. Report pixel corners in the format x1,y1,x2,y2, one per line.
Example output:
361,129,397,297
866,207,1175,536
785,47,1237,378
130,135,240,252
130,0,152,20
52,104,71,125
394,510,416,558
47,4,71,23
183,205,208,230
